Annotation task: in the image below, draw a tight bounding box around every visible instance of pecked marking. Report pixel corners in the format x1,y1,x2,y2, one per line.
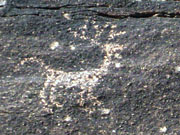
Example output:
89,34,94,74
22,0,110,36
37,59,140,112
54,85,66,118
39,43,124,111
16,41,125,113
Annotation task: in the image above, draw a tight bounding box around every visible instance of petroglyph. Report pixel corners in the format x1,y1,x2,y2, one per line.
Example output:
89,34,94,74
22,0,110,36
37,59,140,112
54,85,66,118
14,21,127,112
39,42,125,112
16,40,125,113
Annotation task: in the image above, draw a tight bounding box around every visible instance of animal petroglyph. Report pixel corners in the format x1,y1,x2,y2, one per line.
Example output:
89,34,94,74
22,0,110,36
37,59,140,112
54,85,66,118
16,28,126,113
38,42,125,112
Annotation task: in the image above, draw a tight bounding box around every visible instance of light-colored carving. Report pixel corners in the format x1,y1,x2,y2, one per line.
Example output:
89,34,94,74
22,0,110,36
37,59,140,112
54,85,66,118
39,42,124,112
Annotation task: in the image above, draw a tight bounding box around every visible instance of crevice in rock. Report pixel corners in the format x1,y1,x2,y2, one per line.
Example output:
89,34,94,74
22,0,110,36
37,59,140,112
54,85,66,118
12,3,109,10
2,11,180,19
1,3,180,19
13,5,69,10
130,12,180,18
95,11,180,19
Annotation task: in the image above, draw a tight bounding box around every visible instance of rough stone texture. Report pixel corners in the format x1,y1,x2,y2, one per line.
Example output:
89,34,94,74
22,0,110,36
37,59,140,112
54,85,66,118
0,0,180,135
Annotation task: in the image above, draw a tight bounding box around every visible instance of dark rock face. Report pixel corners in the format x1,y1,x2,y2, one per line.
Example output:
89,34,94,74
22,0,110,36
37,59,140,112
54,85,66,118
0,0,180,134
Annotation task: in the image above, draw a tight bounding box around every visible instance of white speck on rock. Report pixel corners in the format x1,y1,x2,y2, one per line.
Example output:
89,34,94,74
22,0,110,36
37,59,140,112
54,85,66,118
175,66,180,73
70,45,76,50
111,25,117,29
63,13,71,20
115,63,121,68
50,41,59,50
0,0,6,7
100,108,111,115
159,126,167,133
64,116,72,122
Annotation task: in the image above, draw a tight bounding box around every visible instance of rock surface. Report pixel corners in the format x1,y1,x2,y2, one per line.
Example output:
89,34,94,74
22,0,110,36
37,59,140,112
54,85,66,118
0,0,180,134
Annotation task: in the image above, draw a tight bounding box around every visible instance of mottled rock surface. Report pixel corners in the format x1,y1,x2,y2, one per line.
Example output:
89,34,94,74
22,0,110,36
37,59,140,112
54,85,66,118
0,0,180,134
